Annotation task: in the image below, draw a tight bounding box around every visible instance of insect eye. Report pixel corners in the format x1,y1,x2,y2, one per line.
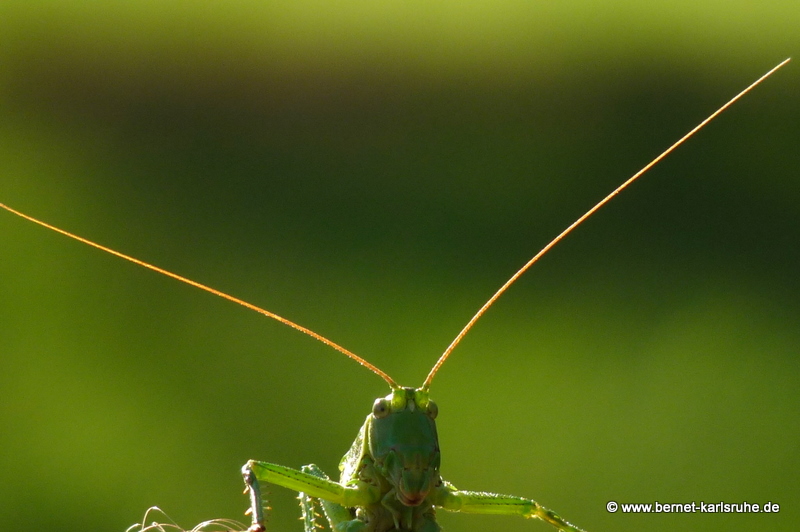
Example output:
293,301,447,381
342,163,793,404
427,400,438,419
372,398,390,419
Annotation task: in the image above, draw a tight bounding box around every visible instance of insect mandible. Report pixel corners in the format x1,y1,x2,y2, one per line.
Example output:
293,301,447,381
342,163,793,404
0,59,789,532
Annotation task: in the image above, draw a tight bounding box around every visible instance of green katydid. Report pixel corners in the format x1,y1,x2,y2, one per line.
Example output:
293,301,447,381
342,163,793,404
0,59,789,532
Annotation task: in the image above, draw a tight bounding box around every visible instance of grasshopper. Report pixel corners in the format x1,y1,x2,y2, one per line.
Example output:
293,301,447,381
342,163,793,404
1,59,788,532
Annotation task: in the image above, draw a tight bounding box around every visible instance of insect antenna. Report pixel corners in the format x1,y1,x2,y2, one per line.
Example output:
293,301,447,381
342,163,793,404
0,202,400,388
422,57,790,390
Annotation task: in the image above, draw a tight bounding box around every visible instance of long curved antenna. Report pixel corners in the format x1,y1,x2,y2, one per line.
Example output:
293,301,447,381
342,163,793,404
0,202,400,389
423,57,790,390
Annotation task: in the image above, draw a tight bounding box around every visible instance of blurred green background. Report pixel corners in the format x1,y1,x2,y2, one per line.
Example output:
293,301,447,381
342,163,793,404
0,2,798,532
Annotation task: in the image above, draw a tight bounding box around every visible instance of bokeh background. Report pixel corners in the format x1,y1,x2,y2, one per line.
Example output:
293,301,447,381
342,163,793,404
0,2,798,532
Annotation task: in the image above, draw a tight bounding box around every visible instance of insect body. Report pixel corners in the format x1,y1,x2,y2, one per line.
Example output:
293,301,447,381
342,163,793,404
0,59,789,532
242,386,583,532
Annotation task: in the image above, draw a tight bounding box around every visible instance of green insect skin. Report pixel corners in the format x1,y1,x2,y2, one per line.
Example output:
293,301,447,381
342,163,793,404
242,387,585,532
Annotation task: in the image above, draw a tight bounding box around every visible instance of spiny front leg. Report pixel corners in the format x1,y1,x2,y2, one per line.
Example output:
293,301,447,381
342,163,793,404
432,482,586,532
242,465,267,532
300,464,366,532
242,460,380,531
297,472,320,532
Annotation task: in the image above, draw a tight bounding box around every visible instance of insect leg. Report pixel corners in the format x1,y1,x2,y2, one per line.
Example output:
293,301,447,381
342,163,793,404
297,475,320,532
242,460,378,530
301,464,367,532
242,465,269,532
432,482,585,532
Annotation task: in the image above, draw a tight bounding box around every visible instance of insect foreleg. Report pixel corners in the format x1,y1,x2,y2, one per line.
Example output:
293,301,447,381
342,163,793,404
432,482,586,532
300,464,367,532
242,460,378,531
242,464,267,532
297,470,321,532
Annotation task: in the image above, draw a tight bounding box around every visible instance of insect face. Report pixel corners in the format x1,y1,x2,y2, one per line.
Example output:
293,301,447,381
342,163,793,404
368,388,441,507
